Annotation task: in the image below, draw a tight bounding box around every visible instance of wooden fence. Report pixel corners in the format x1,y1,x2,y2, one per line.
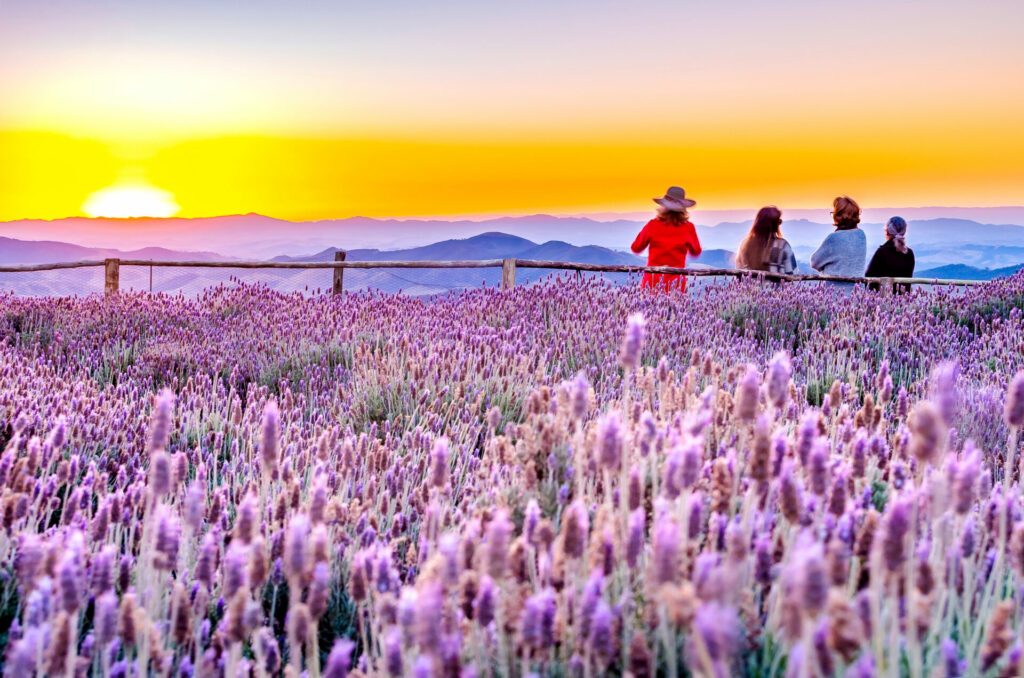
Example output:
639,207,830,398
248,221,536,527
0,253,987,296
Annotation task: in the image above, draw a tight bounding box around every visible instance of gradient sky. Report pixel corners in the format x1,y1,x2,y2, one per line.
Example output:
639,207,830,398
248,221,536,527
1,0,1023,221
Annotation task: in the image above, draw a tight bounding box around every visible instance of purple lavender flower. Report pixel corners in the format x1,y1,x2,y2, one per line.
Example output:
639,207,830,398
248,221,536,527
619,313,645,370
148,388,175,453
1005,371,1024,427
416,582,444,653
485,509,512,579
690,602,739,669
767,351,792,408
880,498,912,572
627,509,645,569
520,589,557,651
260,400,280,477
324,639,355,678
474,576,495,627
596,411,623,471
652,514,680,585
734,364,761,423
588,599,615,666
428,438,450,489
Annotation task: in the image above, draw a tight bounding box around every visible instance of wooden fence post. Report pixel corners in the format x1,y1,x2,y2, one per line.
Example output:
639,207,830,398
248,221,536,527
502,259,516,290
104,258,120,296
881,277,895,295
332,250,347,294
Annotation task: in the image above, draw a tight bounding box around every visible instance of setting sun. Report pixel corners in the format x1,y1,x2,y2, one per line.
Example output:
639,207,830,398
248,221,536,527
82,181,180,218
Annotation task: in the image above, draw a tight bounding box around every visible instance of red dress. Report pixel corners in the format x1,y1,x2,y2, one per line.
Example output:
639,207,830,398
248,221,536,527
630,218,703,291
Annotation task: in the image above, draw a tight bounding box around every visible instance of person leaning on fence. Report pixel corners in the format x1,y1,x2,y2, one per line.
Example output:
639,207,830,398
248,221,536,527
630,186,703,292
810,195,867,290
735,206,797,279
865,216,915,293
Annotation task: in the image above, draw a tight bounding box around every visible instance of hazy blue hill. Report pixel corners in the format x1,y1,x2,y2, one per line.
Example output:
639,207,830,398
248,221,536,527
916,263,1024,281
0,236,226,264
690,249,735,269
516,241,640,264
277,232,644,265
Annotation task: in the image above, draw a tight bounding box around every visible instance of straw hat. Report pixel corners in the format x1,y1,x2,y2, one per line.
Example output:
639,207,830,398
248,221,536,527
653,186,696,211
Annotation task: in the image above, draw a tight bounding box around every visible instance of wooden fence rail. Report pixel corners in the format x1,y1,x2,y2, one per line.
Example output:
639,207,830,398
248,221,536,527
0,255,988,296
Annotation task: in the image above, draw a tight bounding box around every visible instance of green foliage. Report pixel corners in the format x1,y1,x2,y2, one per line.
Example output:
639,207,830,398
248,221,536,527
938,292,1024,335
721,302,831,353
0,572,19,666
871,479,889,512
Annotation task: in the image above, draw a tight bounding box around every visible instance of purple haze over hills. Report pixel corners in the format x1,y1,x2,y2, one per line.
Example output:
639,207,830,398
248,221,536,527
2,207,1024,260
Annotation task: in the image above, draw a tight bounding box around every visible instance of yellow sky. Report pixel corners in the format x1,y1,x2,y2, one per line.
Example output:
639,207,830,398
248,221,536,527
1,1,1023,221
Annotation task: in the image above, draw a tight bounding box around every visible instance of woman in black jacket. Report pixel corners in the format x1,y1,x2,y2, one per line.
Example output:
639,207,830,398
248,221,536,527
866,216,915,292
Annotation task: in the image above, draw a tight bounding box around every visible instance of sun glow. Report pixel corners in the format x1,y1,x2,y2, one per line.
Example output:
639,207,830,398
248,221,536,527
82,181,180,218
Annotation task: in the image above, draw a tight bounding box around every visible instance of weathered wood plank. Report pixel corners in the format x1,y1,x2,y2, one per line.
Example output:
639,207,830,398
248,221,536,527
0,261,107,273
501,258,516,290
116,259,506,269
0,257,986,288
104,258,120,296
332,250,347,294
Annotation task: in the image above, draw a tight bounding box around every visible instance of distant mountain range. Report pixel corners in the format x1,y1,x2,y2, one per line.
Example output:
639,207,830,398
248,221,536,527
5,212,1024,262
916,264,1024,281
2,212,1024,294
273,231,734,269
0,236,225,265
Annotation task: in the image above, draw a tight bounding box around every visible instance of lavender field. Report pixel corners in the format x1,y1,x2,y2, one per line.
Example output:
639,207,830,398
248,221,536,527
3,275,1024,677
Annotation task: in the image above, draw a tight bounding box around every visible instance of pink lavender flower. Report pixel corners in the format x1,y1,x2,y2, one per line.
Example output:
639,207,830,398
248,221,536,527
571,372,591,420
619,313,646,370
930,362,960,426
735,364,761,422
485,509,512,579
149,450,172,497
652,514,680,585
909,401,946,465
284,513,311,583
154,508,181,571
596,411,624,471
767,351,792,408
690,602,739,669
260,400,280,477
428,439,450,489
808,440,830,496
416,582,444,653
954,447,980,515
148,388,175,453
1006,371,1024,427
680,440,703,489
797,411,819,467
563,501,588,560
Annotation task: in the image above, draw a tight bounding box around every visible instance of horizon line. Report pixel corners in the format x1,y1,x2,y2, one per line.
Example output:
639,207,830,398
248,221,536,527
5,204,1024,226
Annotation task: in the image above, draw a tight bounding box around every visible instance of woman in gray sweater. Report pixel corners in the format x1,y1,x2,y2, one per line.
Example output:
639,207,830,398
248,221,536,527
811,196,867,285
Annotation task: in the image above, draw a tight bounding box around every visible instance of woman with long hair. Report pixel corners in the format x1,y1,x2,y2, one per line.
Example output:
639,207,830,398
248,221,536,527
630,186,703,292
735,206,797,276
865,216,915,292
810,196,867,287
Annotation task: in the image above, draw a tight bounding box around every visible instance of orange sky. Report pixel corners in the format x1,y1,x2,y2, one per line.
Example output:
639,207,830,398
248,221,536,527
1,1,1023,221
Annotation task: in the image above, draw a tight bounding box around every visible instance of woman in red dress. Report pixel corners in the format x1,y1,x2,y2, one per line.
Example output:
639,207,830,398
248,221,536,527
630,186,703,292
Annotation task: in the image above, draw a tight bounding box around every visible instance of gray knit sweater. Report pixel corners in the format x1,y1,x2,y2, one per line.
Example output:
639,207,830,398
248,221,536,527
810,228,867,278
